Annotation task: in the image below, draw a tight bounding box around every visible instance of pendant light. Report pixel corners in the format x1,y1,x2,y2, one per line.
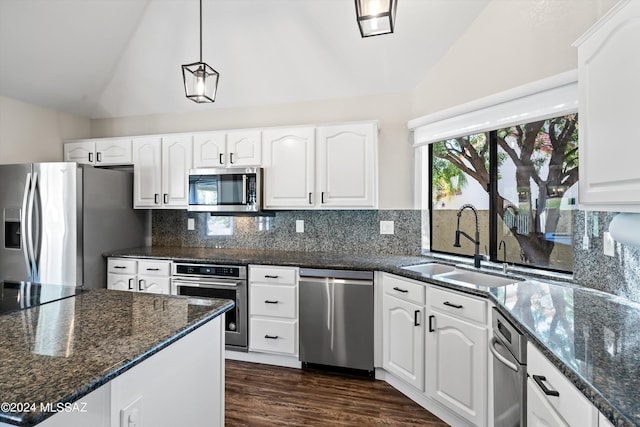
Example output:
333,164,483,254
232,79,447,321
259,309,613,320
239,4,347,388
182,0,219,103
355,0,397,38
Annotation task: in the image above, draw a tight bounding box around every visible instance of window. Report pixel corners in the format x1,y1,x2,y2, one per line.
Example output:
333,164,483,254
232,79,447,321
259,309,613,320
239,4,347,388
425,114,578,273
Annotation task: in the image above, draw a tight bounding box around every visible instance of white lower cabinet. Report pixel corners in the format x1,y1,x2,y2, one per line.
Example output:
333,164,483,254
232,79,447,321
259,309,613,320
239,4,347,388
248,265,299,356
37,316,224,427
107,258,171,295
527,342,597,427
425,287,487,427
381,273,425,390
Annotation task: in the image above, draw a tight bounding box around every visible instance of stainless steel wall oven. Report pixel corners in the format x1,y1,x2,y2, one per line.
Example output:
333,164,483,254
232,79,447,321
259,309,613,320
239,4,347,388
172,262,247,351
490,308,527,427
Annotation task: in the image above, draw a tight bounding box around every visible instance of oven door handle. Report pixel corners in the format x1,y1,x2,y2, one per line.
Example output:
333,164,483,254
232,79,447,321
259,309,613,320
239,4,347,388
489,336,519,372
173,279,242,288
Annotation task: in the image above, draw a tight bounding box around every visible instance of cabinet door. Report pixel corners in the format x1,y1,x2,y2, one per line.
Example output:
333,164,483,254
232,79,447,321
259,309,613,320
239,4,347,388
227,130,261,166
578,1,640,211
425,309,487,427
193,132,226,168
527,377,569,427
107,273,135,291
316,123,377,208
262,127,315,209
382,293,424,390
161,135,192,208
133,137,162,208
95,139,132,165
137,275,171,295
64,141,95,165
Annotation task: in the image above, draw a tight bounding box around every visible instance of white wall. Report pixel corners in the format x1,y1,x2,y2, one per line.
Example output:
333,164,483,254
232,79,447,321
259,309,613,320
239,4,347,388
90,92,415,210
0,96,90,163
410,0,617,118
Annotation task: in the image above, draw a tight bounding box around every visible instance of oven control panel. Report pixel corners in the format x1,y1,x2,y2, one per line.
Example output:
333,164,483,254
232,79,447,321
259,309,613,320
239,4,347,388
174,263,247,279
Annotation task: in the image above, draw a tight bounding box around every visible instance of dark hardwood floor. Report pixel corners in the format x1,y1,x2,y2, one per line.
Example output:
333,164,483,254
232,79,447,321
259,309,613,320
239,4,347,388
226,360,449,426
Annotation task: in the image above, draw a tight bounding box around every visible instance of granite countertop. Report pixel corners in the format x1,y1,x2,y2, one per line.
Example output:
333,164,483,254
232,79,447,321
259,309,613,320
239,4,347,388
107,246,640,427
492,281,640,427
0,289,234,426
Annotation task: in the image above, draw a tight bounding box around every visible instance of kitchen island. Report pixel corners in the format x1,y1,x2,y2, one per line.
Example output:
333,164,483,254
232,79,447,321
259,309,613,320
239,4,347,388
0,287,233,427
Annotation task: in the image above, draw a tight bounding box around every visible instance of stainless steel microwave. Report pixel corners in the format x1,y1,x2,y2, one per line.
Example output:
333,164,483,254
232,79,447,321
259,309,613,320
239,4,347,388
188,167,263,212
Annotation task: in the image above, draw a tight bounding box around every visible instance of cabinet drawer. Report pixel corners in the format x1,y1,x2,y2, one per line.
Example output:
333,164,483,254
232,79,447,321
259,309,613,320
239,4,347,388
107,258,136,275
250,283,297,318
249,318,297,355
137,260,171,276
382,273,425,305
427,287,486,324
527,342,597,427
249,265,297,285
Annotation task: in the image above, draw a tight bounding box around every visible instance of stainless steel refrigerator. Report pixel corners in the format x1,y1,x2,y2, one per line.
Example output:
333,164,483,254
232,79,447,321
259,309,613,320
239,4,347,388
0,162,149,288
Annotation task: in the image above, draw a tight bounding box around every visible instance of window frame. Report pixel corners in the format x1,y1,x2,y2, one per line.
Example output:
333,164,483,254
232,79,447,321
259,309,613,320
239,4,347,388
411,71,578,273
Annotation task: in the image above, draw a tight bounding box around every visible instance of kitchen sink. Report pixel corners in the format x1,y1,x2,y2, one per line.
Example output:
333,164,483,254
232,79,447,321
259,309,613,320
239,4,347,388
401,263,456,276
434,269,522,288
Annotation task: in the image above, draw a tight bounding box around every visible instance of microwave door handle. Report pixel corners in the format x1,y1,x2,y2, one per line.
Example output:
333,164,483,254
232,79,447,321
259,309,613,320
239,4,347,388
242,175,247,205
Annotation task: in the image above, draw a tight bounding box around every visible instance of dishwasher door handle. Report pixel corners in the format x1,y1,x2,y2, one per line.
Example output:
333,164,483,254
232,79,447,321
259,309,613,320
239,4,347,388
489,336,519,372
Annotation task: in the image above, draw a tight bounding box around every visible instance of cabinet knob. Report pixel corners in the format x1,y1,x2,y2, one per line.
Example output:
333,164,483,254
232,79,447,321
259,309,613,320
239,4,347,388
163,194,168,204
230,153,235,164
88,152,93,163
96,152,102,163
154,194,160,204
264,335,279,340
264,300,279,304
219,153,224,165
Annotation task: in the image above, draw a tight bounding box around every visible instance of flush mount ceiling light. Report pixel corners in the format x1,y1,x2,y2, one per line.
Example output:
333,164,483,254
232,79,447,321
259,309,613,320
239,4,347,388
182,0,219,103
355,0,397,38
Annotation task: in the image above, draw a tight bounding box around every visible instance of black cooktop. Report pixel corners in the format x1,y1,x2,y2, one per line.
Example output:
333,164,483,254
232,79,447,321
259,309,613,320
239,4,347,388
0,281,82,315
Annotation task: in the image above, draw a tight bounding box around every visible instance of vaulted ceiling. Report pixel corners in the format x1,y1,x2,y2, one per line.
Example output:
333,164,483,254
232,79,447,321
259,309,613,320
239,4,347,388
0,0,488,119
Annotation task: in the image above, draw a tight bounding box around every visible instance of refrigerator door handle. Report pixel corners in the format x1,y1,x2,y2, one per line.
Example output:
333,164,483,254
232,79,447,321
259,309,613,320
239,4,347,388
20,172,32,275
26,172,39,281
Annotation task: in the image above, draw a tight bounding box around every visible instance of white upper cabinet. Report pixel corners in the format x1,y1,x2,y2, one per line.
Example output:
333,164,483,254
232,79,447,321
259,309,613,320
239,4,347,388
162,134,192,207
193,130,261,168
193,132,226,168
133,137,162,208
263,127,316,209
133,135,192,208
227,130,262,167
263,121,378,210
64,138,132,166
316,123,378,208
576,0,640,212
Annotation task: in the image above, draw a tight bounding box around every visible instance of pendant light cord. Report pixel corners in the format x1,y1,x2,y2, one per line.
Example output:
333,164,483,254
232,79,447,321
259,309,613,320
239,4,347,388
199,0,203,63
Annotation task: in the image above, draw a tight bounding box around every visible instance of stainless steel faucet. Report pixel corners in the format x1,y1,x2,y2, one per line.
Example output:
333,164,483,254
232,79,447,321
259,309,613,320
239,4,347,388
453,204,483,268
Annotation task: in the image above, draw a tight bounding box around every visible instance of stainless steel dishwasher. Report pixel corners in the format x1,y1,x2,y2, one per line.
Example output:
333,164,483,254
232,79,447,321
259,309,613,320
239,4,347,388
299,268,374,375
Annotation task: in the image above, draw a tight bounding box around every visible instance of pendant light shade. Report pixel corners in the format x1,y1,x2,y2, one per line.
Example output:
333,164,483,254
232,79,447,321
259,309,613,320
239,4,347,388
182,0,219,103
182,62,219,103
355,0,397,38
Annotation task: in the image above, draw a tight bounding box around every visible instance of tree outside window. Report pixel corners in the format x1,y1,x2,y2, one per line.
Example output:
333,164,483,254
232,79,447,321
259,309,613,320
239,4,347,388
430,114,578,272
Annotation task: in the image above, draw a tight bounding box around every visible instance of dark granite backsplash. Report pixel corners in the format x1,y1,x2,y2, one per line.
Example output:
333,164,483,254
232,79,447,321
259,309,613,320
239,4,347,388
574,211,640,304
152,208,640,303
152,209,422,256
